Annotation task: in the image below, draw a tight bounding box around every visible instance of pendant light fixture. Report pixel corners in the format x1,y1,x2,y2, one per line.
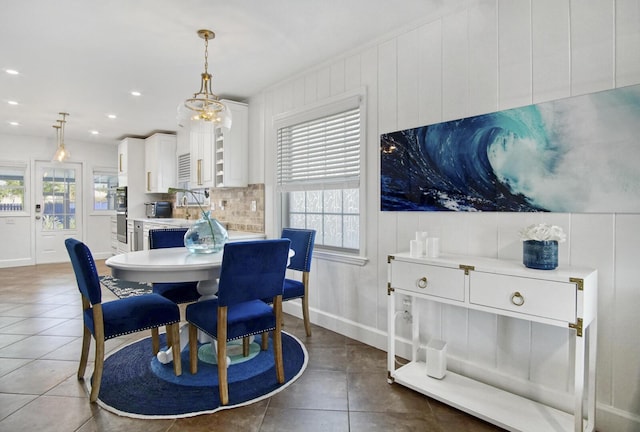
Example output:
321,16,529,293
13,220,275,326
178,29,231,129
52,112,70,162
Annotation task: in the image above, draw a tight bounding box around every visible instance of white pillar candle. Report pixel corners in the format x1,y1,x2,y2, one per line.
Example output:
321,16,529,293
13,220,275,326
410,239,422,257
427,237,440,258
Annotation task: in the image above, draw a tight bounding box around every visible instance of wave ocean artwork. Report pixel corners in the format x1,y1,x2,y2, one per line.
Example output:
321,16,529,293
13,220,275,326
380,84,640,213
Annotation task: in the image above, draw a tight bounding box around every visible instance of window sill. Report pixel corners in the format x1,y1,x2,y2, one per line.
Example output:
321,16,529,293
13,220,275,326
313,250,368,266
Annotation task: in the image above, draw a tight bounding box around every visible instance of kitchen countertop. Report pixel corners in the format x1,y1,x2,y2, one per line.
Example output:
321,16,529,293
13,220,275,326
131,218,265,241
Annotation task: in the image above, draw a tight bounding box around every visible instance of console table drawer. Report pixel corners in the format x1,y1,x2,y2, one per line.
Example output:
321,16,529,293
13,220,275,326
390,260,464,302
469,272,577,322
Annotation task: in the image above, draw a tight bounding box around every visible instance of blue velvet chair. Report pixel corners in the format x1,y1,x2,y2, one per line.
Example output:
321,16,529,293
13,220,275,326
186,239,291,405
280,228,316,336
65,238,182,403
149,228,200,305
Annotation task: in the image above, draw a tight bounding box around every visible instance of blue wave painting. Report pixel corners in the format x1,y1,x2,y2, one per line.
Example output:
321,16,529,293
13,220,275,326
380,84,640,212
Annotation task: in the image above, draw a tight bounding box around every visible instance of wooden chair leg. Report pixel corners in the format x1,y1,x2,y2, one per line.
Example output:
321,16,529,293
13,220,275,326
169,323,182,376
261,331,269,350
302,273,311,336
166,325,174,347
242,337,250,357
151,328,160,354
273,297,285,384
302,295,311,337
77,325,91,380
90,336,105,403
218,307,229,405
189,324,198,374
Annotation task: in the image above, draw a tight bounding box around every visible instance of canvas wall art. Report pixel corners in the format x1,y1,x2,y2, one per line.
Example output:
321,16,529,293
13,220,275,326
380,84,640,213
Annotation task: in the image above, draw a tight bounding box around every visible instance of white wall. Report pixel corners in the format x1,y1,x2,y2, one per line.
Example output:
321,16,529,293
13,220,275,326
0,133,117,266
249,0,640,430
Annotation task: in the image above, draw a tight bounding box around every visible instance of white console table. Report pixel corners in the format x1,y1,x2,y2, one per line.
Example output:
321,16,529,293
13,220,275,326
386,252,597,432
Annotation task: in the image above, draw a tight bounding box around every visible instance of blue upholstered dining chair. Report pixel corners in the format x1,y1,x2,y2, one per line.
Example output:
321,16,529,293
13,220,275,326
65,238,182,403
148,228,201,305
279,228,316,336
186,238,291,405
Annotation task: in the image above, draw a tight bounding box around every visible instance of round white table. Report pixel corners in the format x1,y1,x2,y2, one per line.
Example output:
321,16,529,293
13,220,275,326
105,247,224,299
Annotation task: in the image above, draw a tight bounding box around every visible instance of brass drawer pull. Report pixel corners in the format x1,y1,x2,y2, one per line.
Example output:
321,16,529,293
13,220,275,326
417,277,428,289
511,291,525,306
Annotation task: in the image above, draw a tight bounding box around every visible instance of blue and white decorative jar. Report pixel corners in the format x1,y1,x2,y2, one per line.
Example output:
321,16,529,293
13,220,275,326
184,211,228,254
522,240,558,270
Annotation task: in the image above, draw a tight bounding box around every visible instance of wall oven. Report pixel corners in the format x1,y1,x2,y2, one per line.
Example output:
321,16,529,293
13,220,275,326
116,186,127,243
116,187,127,213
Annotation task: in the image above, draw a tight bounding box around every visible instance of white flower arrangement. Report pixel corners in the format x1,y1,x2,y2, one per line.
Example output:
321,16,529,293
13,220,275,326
519,223,566,243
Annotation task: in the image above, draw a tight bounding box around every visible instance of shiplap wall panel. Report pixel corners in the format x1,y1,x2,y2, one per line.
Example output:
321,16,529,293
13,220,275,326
498,0,532,109
417,19,443,126
316,65,332,101
442,9,469,120
616,0,640,86
571,213,616,405
612,214,640,413
531,0,571,103
330,60,346,96
468,0,499,117
397,28,421,131
304,73,318,105
570,0,615,95
345,55,362,91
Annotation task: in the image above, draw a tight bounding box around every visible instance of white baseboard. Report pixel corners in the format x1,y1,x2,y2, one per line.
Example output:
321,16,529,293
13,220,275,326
285,301,640,432
0,258,34,268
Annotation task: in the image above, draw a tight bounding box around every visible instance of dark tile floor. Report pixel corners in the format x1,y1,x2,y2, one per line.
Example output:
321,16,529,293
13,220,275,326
0,261,503,432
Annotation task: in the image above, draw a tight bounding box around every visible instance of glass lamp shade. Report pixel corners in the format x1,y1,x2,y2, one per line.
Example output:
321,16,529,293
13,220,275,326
177,98,232,129
52,145,70,162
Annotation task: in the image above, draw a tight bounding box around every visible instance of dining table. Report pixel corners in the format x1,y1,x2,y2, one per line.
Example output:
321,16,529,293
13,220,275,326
105,246,225,300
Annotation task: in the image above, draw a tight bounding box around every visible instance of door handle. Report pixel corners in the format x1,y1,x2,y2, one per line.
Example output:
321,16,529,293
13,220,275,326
35,215,41,220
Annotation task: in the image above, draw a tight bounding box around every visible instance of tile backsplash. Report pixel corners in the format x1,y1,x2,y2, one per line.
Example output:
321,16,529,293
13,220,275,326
172,184,265,233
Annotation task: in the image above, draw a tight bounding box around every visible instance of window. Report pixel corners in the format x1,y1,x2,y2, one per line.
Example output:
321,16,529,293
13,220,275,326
277,93,364,254
93,169,118,211
0,163,26,212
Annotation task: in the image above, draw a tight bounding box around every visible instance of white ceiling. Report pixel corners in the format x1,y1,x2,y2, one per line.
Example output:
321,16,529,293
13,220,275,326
1,0,446,146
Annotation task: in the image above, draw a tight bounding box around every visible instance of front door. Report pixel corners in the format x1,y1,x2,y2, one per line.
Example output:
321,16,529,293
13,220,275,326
34,161,82,263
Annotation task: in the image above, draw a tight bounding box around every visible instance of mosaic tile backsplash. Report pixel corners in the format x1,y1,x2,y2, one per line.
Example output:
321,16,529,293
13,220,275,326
171,184,265,233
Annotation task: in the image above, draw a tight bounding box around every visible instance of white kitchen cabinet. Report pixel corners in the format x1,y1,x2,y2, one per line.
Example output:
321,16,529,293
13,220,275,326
110,216,118,255
145,133,176,193
214,99,248,188
387,252,597,432
117,139,128,186
189,99,248,188
117,137,146,218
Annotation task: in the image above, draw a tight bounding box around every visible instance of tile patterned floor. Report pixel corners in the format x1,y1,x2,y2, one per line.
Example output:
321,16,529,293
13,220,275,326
0,261,503,432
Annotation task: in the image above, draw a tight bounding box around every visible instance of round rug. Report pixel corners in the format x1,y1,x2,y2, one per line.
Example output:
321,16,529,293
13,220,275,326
96,331,308,419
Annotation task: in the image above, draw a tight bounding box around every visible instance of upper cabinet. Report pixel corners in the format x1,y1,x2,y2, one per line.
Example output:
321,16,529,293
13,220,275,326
189,99,248,188
117,137,145,187
145,133,177,193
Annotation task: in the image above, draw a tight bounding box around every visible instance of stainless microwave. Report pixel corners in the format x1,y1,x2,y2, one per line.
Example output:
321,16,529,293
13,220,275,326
145,201,172,218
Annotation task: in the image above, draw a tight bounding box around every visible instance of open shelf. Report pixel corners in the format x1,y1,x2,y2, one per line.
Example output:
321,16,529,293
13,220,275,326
392,361,586,432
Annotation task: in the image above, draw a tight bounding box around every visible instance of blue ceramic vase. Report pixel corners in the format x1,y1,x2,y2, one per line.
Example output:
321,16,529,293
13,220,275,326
522,240,558,270
184,211,228,254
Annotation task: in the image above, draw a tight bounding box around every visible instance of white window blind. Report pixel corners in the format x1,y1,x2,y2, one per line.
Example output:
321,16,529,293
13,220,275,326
277,106,360,191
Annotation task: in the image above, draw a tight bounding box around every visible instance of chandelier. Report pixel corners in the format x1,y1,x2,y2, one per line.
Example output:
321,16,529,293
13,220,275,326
178,29,231,129
52,112,70,162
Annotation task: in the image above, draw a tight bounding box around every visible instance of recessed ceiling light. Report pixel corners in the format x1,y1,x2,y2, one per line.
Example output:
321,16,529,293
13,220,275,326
9,121,20,126
90,130,100,135
130,91,141,96
5,69,19,75
107,114,117,119
7,101,18,105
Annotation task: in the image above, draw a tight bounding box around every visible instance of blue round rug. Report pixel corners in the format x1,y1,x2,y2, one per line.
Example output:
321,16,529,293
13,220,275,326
96,331,308,418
